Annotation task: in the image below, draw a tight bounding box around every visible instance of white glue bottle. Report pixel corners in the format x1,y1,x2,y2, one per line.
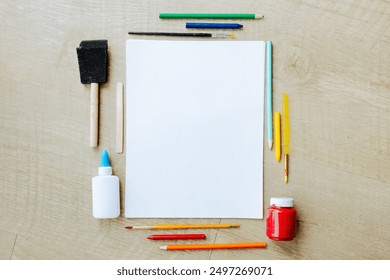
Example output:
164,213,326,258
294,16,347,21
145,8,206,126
92,149,120,218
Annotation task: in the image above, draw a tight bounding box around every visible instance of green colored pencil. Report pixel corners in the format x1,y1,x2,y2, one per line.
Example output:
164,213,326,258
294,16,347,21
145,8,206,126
159,13,264,19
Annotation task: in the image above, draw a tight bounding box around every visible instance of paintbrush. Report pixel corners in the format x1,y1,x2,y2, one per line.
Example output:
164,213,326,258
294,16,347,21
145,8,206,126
76,40,108,147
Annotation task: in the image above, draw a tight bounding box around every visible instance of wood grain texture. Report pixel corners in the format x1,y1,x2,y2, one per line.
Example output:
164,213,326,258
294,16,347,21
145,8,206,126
0,230,17,260
0,0,389,260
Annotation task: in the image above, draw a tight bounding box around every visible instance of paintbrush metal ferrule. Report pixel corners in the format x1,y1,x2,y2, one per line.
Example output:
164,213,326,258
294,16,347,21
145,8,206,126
125,226,153,229
211,33,236,38
284,154,289,183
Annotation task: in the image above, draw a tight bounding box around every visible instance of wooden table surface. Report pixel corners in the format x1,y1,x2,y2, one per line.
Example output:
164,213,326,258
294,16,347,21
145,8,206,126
0,0,389,260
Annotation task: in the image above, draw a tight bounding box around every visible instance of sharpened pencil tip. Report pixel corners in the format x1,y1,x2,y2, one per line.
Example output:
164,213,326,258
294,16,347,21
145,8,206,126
159,246,167,250
268,141,273,150
124,226,133,229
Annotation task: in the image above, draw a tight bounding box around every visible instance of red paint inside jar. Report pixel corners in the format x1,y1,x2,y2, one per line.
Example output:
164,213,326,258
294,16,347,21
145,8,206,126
266,198,296,241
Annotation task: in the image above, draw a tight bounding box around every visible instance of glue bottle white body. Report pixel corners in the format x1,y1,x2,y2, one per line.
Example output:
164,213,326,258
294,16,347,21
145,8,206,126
92,150,120,219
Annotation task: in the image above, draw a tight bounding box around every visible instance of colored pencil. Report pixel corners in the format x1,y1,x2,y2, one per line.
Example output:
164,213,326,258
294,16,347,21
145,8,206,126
128,32,235,39
282,93,290,183
148,234,206,240
274,112,281,162
159,13,264,19
266,41,273,150
186,23,243,29
125,224,240,230
159,242,267,251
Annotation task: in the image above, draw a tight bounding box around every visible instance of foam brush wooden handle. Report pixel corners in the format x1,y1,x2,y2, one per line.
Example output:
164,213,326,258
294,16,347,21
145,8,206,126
90,83,99,147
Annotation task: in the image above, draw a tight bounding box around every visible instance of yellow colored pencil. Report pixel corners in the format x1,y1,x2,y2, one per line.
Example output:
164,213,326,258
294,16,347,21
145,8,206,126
282,93,290,183
125,224,240,230
160,242,267,251
274,112,281,162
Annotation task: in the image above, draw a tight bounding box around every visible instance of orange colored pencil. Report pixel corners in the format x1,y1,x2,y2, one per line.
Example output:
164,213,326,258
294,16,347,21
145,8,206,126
159,242,267,251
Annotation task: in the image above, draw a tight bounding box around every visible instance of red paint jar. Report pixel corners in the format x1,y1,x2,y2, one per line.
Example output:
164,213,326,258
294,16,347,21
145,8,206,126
266,197,296,241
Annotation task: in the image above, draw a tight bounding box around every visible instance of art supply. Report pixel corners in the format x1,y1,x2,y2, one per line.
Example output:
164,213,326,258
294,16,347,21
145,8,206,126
274,112,281,162
266,197,296,241
266,41,273,150
125,224,240,230
282,93,290,183
128,32,235,38
159,13,264,19
76,40,108,148
125,39,265,219
186,22,243,29
147,234,206,240
159,242,267,251
116,82,124,154
92,149,120,219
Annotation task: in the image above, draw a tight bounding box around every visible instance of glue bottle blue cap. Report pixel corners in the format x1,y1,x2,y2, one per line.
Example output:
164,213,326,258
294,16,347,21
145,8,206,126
98,149,112,176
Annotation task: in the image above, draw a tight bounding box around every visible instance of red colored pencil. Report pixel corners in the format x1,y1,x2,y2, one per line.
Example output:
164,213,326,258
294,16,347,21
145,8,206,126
147,234,206,240
160,242,267,251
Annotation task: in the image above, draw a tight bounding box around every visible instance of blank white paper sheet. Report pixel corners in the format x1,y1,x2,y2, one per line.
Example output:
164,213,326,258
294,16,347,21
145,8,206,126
125,39,265,219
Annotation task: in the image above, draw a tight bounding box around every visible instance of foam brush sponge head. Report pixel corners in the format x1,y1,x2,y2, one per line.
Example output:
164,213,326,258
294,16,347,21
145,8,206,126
76,40,108,84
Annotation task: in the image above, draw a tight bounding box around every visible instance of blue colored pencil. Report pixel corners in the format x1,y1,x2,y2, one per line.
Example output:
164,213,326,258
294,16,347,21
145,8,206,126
266,41,273,150
186,22,243,29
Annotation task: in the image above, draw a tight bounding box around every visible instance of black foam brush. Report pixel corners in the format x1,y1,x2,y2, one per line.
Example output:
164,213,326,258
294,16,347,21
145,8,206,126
76,40,108,147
